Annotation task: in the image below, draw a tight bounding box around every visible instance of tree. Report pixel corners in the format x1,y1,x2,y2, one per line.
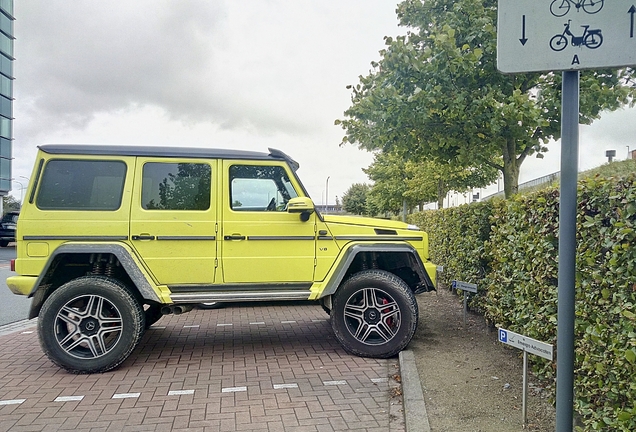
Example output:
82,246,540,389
2,194,20,213
364,150,497,210
342,183,371,215
336,0,635,198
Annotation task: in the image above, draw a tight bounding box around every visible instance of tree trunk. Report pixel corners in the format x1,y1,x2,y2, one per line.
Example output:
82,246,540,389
437,179,447,209
502,137,521,198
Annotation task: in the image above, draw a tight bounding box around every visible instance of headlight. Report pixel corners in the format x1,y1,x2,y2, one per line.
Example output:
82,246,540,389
407,224,420,231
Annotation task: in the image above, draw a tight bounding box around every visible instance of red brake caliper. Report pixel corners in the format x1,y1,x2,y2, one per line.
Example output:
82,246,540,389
381,298,392,326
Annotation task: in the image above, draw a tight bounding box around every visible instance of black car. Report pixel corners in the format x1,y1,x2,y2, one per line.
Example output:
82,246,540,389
0,211,18,247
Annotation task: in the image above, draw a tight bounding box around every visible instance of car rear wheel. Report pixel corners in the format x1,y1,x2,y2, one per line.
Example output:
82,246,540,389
331,270,418,358
38,276,145,373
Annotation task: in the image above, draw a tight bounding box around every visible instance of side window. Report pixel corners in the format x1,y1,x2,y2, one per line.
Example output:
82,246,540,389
37,160,126,210
229,165,298,211
141,162,211,211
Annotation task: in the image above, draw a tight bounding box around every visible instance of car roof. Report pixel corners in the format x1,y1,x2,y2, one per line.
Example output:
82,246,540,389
38,145,300,170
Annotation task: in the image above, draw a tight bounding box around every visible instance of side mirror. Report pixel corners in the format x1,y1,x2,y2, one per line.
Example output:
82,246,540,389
287,197,315,221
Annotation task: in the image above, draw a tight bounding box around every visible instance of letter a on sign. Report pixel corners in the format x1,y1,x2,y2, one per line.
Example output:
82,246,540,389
571,55,580,65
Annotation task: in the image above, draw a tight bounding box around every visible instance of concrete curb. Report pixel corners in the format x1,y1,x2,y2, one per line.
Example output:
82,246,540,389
0,318,37,336
399,349,431,432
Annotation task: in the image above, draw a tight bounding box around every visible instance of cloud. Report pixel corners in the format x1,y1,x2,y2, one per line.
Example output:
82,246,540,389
16,0,230,135
15,0,400,143
12,1,400,201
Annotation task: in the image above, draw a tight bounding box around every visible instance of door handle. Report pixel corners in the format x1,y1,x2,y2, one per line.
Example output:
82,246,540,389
132,235,156,240
224,235,246,240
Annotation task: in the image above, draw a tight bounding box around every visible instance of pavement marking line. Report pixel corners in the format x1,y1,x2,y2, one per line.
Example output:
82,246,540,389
168,389,195,396
273,383,299,389
55,396,84,402
311,319,326,322
150,326,166,329
280,320,296,324
112,393,141,399
371,378,389,383
221,386,247,393
323,380,347,386
249,322,265,325
216,323,233,327
183,325,200,328
0,399,26,406
21,331,34,334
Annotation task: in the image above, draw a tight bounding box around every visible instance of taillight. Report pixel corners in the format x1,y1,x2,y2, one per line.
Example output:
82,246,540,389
10,259,15,272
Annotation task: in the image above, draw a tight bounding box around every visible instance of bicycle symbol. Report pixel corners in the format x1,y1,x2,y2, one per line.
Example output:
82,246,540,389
550,0,604,17
549,20,603,51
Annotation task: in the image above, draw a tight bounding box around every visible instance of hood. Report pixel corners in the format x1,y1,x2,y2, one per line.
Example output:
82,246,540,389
322,214,415,230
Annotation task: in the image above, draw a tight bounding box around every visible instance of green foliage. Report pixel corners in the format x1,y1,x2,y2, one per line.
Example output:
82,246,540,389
409,172,636,430
341,183,372,215
410,201,493,310
2,195,21,213
365,151,498,211
337,0,636,198
579,159,636,181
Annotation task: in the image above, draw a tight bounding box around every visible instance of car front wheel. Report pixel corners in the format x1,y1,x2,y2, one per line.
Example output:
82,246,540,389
38,276,145,373
331,270,418,358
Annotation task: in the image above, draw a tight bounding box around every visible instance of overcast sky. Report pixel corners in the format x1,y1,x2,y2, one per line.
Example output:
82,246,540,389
11,1,636,205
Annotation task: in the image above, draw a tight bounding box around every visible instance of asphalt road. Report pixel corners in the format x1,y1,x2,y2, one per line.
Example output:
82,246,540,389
0,245,32,326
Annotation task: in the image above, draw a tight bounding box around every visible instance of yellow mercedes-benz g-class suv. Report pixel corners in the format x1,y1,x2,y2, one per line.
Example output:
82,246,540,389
7,145,436,373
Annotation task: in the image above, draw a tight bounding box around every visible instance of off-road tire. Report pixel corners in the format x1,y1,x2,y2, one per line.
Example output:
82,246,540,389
331,270,418,358
38,276,145,374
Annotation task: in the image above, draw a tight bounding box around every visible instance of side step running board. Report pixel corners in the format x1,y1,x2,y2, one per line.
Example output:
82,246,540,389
170,290,312,303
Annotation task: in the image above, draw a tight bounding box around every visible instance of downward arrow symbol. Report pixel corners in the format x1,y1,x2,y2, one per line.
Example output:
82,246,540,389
519,15,528,45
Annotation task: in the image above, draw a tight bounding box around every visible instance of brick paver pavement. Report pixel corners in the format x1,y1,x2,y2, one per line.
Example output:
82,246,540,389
0,302,404,432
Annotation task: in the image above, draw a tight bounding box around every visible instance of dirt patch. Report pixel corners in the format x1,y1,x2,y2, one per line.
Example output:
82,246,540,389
408,288,556,431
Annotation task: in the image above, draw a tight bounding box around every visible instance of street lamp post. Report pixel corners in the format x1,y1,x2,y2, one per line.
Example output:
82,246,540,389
12,180,24,203
325,176,330,214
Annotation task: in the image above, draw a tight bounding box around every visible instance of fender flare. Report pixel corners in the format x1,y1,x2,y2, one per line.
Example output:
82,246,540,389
28,243,160,319
319,242,433,298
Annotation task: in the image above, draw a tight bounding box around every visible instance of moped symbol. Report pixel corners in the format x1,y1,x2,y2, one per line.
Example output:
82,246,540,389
549,20,603,51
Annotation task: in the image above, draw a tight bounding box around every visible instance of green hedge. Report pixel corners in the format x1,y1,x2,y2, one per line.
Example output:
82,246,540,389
408,173,636,431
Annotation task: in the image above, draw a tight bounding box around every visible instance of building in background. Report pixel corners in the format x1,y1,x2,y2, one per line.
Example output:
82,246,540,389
0,0,13,210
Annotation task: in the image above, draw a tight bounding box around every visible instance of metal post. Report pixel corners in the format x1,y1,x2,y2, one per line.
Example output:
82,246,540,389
325,176,330,214
556,70,579,432
523,350,528,425
463,291,468,327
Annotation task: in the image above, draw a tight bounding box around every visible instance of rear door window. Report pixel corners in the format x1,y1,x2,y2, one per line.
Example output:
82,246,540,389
141,162,211,211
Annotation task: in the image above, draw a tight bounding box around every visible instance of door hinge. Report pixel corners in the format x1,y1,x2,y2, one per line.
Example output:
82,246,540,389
215,258,219,268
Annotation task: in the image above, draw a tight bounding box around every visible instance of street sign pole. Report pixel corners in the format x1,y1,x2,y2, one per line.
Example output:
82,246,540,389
556,70,579,432
452,281,477,326
523,350,528,425
497,328,553,426
497,2,635,430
